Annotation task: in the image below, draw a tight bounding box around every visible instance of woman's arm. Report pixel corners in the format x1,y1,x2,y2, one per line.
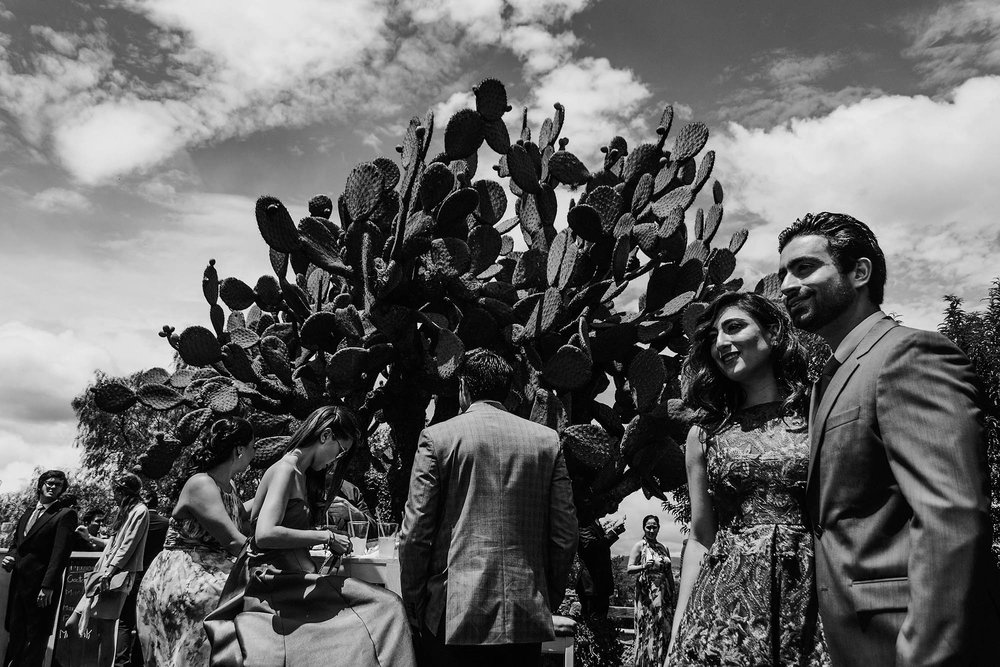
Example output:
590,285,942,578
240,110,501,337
254,462,331,549
626,540,647,574
177,474,247,556
668,426,717,652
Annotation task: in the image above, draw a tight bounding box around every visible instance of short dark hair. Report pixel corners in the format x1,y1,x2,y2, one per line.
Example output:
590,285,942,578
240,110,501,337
82,508,106,524
36,470,67,498
458,348,513,403
142,488,160,510
778,212,886,306
642,514,659,527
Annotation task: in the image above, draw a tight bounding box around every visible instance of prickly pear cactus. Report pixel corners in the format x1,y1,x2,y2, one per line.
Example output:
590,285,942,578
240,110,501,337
101,79,759,531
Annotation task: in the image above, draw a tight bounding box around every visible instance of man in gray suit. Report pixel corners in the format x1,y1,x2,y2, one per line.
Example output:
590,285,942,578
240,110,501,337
778,212,1000,665
399,348,578,667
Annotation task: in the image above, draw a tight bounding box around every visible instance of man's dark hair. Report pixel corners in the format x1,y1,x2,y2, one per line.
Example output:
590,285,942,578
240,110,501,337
142,488,160,510
36,469,67,498
82,507,105,524
778,212,887,306
458,348,513,403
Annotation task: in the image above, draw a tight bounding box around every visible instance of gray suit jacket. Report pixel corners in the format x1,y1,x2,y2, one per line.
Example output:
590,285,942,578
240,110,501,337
809,317,1000,666
399,400,578,645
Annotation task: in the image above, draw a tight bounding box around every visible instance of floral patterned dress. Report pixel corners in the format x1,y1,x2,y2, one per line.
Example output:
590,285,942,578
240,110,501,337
136,486,243,666
632,539,674,667
668,402,830,666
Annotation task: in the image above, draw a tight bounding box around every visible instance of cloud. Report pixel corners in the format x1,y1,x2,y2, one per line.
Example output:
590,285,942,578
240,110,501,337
715,49,881,128
27,187,91,212
0,418,81,493
0,322,113,429
713,75,1000,330
902,0,1000,88
0,0,618,185
529,57,653,164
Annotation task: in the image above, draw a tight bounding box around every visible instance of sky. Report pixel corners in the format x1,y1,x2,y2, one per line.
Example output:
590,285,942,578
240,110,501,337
2,0,1000,555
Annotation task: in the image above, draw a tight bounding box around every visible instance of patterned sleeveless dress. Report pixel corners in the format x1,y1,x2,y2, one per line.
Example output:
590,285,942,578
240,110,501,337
668,402,830,666
136,484,244,666
632,539,674,666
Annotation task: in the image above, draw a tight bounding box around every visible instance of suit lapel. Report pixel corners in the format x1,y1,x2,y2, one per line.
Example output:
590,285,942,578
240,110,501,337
806,318,898,493
23,506,56,542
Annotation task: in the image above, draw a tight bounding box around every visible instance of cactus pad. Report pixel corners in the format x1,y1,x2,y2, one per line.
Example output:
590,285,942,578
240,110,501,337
255,196,300,253
561,424,616,474
672,122,709,161
473,78,508,122
444,109,485,160
542,344,591,389
220,277,257,311
92,382,137,413
177,326,222,366
252,435,291,469
137,383,187,411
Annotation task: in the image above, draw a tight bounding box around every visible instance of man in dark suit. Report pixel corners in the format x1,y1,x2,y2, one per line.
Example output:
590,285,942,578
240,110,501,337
2,470,78,667
778,212,1000,665
399,348,578,667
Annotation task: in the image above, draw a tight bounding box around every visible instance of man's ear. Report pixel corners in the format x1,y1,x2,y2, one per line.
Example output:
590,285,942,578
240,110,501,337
851,257,873,289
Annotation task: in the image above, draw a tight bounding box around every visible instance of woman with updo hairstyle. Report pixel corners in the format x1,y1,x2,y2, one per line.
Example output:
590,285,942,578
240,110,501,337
135,417,256,666
666,292,829,665
206,405,416,666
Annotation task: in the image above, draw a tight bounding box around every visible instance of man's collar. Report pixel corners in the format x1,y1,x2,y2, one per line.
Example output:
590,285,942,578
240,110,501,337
833,311,889,363
464,399,506,414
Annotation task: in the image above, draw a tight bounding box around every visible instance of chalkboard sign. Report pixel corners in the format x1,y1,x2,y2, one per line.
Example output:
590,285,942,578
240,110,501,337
52,555,101,667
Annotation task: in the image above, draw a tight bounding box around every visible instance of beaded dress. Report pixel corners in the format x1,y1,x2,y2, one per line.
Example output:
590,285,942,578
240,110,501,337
668,402,830,666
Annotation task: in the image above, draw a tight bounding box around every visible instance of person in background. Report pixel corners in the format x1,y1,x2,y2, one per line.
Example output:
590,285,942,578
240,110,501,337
2,469,77,667
75,507,108,551
399,349,578,667
66,472,150,667
137,417,254,667
117,488,168,667
626,514,673,667
204,406,416,666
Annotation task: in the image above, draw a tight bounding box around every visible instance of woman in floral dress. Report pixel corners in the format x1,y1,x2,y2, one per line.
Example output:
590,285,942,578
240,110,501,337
667,292,829,666
627,514,674,666
136,418,255,666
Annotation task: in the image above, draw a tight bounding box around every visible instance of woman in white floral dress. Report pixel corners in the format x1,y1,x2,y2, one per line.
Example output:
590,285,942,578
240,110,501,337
136,418,254,666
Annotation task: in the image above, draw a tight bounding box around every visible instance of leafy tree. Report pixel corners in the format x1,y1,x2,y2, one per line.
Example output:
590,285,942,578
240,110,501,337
938,280,1000,563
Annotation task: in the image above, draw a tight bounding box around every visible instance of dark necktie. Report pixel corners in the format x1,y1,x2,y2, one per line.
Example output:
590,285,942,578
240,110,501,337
24,504,45,534
816,355,841,405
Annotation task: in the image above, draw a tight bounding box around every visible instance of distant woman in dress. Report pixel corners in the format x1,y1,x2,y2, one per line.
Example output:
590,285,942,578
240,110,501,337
136,417,254,666
666,292,829,666
66,472,150,667
627,514,674,667
205,405,416,667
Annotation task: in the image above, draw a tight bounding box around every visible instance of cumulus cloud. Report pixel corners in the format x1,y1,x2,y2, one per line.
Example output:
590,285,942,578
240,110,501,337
0,322,113,427
713,75,1000,329
0,0,624,186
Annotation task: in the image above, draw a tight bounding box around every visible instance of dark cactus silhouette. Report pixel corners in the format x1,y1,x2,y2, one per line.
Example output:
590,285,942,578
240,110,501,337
90,80,756,592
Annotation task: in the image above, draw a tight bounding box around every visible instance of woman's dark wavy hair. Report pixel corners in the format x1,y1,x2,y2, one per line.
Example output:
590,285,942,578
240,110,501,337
682,291,809,435
188,418,254,474
284,405,361,522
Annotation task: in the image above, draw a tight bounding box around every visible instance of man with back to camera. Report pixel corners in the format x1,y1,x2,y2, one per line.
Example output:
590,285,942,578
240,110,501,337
2,470,78,667
777,212,1000,665
399,348,578,667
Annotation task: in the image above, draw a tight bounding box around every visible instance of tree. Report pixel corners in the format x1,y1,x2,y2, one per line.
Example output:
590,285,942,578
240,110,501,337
938,281,1000,563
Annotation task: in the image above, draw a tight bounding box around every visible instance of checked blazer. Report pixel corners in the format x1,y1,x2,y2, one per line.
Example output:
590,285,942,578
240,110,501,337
808,316,1000,666
399,400,578,645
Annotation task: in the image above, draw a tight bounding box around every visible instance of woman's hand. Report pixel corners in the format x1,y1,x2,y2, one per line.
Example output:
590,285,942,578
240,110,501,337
325,529,351,556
